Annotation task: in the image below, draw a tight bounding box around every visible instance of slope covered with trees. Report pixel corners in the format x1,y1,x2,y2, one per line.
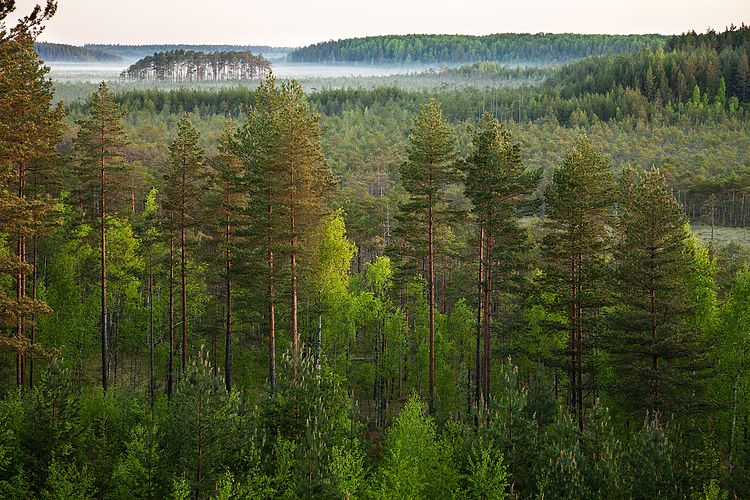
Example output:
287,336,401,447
288,33,666,64
546,25,750,105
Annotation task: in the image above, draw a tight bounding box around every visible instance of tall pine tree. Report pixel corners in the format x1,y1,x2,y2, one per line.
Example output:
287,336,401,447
0,15,61,387
233,75,333,393
277,80,334,379
73,81,129,391
606,167,714,417
208,122,245,392
163,115,205,376
463,113,539,405
392,98,458,413
542,137,614,430
234,76,284,395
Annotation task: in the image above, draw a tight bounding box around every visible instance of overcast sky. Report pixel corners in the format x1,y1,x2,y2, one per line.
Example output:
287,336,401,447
10,0,750,47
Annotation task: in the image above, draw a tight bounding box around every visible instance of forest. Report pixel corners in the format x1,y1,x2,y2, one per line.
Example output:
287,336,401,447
287,33,666,64
3,1,750,498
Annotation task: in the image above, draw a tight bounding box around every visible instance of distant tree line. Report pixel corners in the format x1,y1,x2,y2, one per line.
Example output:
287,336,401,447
120,49,271,82
86,43,290,61
33,41,122,62
287,33,666,64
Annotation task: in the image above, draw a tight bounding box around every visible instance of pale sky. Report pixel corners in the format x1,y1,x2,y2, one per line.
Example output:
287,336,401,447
10,0,750,47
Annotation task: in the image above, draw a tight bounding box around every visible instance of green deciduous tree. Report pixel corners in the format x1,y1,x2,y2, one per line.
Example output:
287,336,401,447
371,395,459,498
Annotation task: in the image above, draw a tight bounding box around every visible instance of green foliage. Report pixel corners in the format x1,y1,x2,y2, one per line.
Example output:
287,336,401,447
4,12,750,498
162,349,235,499
43,458,96,499
465,438,509,499
605,168,716,417
329,443,366,499
371,395,459,498
111,424,159,499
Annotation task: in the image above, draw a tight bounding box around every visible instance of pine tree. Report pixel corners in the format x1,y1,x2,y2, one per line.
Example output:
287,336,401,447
0,21,61,387
133,188,161,404
279,80,334,379
606,168,713,417
715,77,727,108
233,76,284,395
233,75,333,393
209,123,245,392
73,81,129,391
463,113,539,405
393,98,459,413
542,137,615,430
163,115,205,376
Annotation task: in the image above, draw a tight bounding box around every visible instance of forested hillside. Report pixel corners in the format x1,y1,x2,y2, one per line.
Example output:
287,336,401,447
546,26,750,105
287,33,666,64
34,41,122,61
3,2,750,499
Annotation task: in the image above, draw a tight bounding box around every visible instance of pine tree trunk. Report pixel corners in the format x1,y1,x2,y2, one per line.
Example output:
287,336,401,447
379,318,387,424
268,194,277,396
576,252,584,431
650,251,659,414
180,199,187,374
16,162,26,387
290,160,299,382
441,256,446,314
570,254,577,421
148,245,155,405
101,157,109,391
428,192,435,414
225,208,232,392
476,225,484,408
483,225,492,404
29,236,37,389
167,219,175,398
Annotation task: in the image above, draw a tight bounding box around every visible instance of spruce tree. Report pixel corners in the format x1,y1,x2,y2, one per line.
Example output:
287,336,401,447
393,98,459,413
542,137,615,430
163,115,205,376
606,168,713,417
463,113,539,405
73,81,129,391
